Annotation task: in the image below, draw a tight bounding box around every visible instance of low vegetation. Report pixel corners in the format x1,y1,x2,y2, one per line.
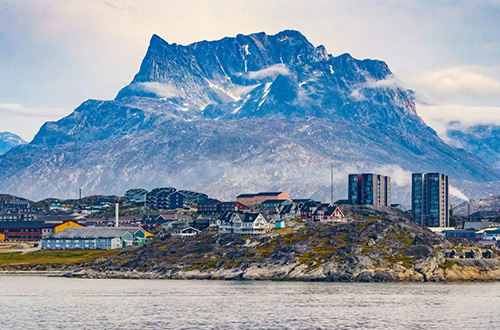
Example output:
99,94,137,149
0,249,120,266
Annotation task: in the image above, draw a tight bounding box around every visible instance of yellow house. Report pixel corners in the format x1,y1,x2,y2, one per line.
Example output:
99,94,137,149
0,233,5,241
54,221,84,234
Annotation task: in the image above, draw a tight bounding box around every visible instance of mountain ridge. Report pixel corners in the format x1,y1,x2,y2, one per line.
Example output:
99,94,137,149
0,30,499,201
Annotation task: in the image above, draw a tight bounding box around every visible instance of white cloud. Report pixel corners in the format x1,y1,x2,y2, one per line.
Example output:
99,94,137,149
417,103,500,142
420,66,500,96
364,75,403,89
135,82,180,98
245,64,290,79
0,103,68,117
450,185,469,202
409,66,500,106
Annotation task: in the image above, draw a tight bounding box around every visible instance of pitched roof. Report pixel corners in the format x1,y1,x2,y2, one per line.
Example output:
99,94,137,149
255,192,283,196
236,194,256,198
52,227,142,239
261,199,289,204
126,188,149,195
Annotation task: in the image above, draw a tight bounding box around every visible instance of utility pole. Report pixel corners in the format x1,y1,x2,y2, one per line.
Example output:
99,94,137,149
330,163,334,204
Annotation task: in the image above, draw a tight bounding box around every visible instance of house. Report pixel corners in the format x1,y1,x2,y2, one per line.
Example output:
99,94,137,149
463,221,500,231
236,194,257,207
0,221,54,241
259,199,293,209
177,190,209,206
236,192,291,207
193,218,210,231
218,201,250,212
253,192,291,205
41,227,149,250
311,206,345,222
299,201,323,220
198,199,221,213
125,188,149,204
49,202,75,211
0,201,31,212
146,187,176,209
276,204,295,220
443,229,478,240
477,228,500,241
53,220,84,234
173,226,202,237
219,212,272,235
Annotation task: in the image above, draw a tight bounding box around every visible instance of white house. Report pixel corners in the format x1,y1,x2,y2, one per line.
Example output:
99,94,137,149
218,212,272,235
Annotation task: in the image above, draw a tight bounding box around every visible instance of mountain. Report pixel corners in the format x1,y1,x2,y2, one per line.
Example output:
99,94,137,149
447,124,500,169
0,30,499,201
0,132,26,155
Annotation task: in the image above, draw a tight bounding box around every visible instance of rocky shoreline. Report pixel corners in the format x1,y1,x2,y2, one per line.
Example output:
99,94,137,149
2,206,499,282
3,259,500,283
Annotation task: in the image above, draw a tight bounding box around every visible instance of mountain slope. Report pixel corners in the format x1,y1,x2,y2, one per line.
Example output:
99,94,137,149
448,124,500,169
0,30,498,201
0,132,26,155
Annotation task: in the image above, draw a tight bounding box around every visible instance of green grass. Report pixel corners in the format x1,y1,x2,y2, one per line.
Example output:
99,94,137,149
0,249,121,266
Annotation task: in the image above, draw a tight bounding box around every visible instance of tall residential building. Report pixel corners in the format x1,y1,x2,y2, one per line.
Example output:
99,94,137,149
348,174,391,206
411,173,449,227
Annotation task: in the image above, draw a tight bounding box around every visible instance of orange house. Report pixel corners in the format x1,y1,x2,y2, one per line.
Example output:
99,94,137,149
237,192,291,206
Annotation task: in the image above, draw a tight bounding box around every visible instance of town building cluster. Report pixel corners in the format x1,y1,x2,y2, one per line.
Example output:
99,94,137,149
0,171,499,254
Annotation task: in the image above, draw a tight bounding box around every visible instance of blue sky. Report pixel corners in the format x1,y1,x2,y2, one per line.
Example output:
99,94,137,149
1,0,500,141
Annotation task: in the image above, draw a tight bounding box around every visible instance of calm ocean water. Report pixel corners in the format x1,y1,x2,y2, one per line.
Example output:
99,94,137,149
0,276,498,329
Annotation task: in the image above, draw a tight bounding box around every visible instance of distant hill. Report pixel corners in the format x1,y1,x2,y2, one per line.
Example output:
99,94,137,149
453,195,500,216
0,132,26,155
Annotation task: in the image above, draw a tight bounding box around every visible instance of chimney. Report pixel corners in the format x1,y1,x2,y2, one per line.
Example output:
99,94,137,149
115,203,119,227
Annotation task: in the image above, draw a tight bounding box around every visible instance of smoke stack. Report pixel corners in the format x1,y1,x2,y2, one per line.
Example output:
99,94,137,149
115,203,119,227
79,188,82,200
468,202,471,218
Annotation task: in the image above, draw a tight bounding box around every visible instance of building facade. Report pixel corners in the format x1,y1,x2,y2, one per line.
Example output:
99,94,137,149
412,173,449,227
41,227,149,250
348,174,391,206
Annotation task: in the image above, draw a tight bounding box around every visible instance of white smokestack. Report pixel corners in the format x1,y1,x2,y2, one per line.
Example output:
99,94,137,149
115,203,119,227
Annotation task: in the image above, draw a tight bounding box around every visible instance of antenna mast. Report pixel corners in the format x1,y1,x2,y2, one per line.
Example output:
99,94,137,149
330,163,334,204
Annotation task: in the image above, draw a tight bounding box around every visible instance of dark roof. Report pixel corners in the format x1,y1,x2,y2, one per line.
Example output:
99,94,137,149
261,199,290,204
220,201,237,205
0,221,55,229
126,188,148,194
148,187,176,196
241,213,261,223
236,194,255,198
292,199,312,203
255,192,283,196
198,199,221,205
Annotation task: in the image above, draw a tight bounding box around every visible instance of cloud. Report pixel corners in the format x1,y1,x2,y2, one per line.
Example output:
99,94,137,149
364,75,403,89
349,75,403,102
245,64,290,79
420,66,500,96
135,82,180,98
416,103,500,143
450,185,469,202
409,66,500,106
0,103,68,118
